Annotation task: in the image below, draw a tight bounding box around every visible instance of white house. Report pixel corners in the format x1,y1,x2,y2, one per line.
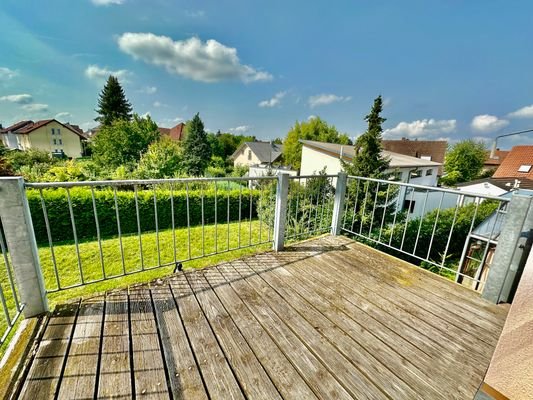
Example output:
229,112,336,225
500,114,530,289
299,139,443,218
231,142,283,168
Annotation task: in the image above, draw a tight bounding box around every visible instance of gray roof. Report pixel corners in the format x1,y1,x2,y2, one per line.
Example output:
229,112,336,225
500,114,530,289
300,139,442,168
232,142,283,163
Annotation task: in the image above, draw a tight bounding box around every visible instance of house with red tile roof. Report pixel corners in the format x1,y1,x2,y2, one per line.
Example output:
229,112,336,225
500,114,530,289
483,149,510,172
0,119,86,158
158,122,185,141
492,145,533,189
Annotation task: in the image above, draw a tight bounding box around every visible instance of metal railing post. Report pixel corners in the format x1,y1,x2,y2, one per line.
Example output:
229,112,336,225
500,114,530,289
331,172,347,235
0,177,48,317
273,173,289,251
482,194,533,304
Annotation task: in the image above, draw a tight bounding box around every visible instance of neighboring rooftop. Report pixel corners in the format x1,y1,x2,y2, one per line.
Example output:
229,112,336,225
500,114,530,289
158,122,185,141
493,145,533,180
382,138,447,174
484,149,510,168
231,141,283,163
0,119,86,139
457,176,533,191
300,139,442,169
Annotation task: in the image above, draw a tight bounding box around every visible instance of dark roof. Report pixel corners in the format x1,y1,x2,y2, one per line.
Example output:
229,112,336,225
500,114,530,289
158,122,185,141
484,149,510,167
0,119,86,139
382,138,447,174
493,145,533,180
456,177,533,191
300,139,441,168
231,141,283,163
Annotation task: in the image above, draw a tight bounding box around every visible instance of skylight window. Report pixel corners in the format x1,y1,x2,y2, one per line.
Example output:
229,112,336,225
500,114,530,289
518,164,532,173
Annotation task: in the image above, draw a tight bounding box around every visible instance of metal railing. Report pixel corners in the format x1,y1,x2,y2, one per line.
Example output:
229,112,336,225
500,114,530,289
0,222,24,345
25,176,277,293
339,175,510,289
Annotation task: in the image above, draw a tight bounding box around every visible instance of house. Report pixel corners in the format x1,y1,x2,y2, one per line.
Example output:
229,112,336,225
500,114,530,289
492,145,533,188
158,122,186,141
457,177,533,198
300,139,444,218
483,148,510,173
382,138,447,175
0,119,86,158
231,141,283,167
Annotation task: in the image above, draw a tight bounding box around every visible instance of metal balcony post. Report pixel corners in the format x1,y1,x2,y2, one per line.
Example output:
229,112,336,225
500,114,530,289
482,194,533,304
331,172,348,235
0,177,48,317
273,173,289,251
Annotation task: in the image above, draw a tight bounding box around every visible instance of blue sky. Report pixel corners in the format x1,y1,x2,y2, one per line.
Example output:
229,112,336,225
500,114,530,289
1,0,533,148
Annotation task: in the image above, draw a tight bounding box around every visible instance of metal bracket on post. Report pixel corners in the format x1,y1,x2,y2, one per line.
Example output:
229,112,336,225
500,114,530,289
331,172,348,236
482,194,533,304
0,177,48,317
273,173,289,252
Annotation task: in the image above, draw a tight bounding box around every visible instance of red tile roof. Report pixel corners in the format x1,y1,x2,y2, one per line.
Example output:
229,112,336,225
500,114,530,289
493,145,533,179
0,119,86,139
159,122,185,141
484,149,510,167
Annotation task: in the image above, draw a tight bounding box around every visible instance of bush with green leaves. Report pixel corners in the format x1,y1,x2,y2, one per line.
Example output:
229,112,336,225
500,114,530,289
27,186,260,243
134,137,183,179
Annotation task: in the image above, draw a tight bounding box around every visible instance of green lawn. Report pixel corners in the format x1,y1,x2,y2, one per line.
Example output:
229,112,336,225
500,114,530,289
1,219,272,354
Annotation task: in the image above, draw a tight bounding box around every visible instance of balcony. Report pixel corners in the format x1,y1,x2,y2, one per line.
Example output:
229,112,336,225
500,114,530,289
13,235,507,399
0,174,531,399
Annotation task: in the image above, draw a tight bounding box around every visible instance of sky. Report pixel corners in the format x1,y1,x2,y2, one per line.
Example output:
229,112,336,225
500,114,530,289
1,0,533,149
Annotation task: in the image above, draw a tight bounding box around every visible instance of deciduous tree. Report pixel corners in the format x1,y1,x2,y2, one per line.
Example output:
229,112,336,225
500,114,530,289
441,140,486,185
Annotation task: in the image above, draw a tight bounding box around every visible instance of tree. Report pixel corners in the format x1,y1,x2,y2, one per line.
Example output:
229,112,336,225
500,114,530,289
182,113,212,176
441,140,486,186
343,95,389,178
135,137,183,178
95,75,133,126
283,117,351,170
92,114,160,168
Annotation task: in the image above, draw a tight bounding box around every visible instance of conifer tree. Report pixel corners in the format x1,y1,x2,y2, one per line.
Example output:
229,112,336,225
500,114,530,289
95,76,132,125
182,113,212,176
343,95,389,177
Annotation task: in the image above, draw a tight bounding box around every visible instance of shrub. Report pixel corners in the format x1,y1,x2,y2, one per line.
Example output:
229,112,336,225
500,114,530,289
27,186,260,243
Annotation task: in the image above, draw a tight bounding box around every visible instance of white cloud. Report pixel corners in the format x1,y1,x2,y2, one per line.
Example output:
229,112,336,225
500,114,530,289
308,115,317,120
22,103,48,113
308,93,351,108
0,94,33,104
0,67,18,80
158,116,183,126
117,33,272,83
85,64,130,83
91,0,124,6
258,91,286,108
229,125,251,134
138,86,157,94
384,118,457,138
508,104,533,119
55,112,72,120
153,101,168,108
140,111,151,119
470,114,509,133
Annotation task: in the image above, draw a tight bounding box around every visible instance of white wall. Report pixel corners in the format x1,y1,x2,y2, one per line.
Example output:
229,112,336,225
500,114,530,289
248,165,298,178
233,145,262,167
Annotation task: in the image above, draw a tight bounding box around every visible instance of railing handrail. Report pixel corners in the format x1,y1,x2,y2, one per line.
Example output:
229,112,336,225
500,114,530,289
347,175,511,202
24,175,278,189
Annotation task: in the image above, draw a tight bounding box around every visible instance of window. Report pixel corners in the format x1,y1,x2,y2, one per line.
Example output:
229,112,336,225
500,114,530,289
51,128,55,135
57,128,61,135
247,150,252,160
410,169,422,179
53,139,57,145
59,139,63,145
518,164,532,173
426,169,433,176
403,200,416,213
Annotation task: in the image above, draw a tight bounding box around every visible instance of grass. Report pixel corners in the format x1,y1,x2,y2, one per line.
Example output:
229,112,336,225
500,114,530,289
1,218,272,355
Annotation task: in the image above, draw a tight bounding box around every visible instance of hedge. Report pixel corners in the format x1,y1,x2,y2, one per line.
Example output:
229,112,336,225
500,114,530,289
27,187,260,243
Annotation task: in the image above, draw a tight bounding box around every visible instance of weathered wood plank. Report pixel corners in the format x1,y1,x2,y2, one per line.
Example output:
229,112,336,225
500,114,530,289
18,301,79,400
169,273,245,400
243,256,438,400
201,266,320,400
129,285,170,399
57,296,104,400
185,269,283,399
97,290,133,399
216,262,353,400
229,259,387,400
151,283,208,400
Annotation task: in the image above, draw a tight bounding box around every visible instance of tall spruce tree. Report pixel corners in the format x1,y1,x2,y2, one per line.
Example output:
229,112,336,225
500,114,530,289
182,113,212,176
343,95,389,178
95,75,133,125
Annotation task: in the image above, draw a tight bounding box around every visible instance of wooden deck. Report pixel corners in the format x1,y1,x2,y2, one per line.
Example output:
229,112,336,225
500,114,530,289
15,236,508,399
